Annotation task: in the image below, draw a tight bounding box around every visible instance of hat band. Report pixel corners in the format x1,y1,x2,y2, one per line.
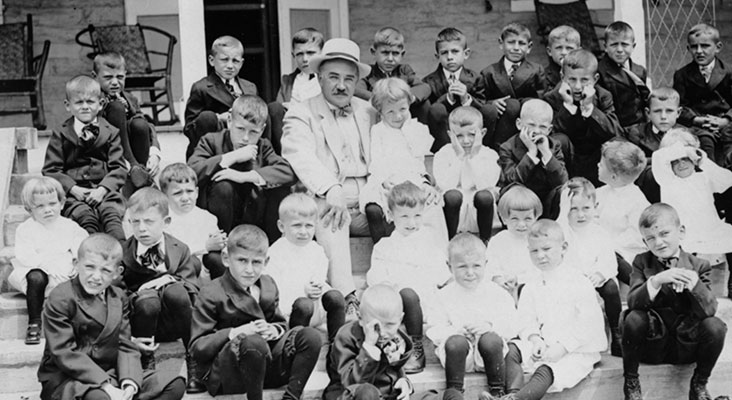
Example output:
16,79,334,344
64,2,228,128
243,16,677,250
323,51,359,63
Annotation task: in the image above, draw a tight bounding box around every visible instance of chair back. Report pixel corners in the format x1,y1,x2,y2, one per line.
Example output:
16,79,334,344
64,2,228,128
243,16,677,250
534,0,603,55
90,24,152,74
0,19,30,79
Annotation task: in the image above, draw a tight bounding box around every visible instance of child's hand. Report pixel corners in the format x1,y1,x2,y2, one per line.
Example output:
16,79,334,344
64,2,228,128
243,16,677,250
394,378,411,400
559,81,574,106
422,183,440,206
448,81,469,104
205,230,227,252
491,95,511,116
85,187,109,207
465,321,493,337
137,275,176,292
579,85,596,112
519,126,538,157
230,319,266,339
212,169,258,184
650,268,696,291
69,186,90,201
217,111,231,122
535,134,552,158
230,144,258,163
101,382,126,400
122,385,135,400
305,281,324,299
146,154,161,176
363,319,382,347
530,336,546,361
542,342,568,362
704,115,728,133
588,272,604,287
131,336,160,352
258,322,279,341
685,146,704,164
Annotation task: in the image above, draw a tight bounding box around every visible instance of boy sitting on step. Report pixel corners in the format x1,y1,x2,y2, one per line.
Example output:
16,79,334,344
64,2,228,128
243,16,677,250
622,203,727,400
189,224,322,399
427,233,517,399
324,284,464,400
266,193,346,343
38,233,185,400
8,177,88,345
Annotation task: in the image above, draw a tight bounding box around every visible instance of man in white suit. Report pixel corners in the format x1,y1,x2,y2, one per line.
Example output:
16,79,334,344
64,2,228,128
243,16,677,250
281,38,377,318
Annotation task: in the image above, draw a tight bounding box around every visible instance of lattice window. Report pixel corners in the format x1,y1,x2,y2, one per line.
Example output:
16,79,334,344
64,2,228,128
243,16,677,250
645,0,715,87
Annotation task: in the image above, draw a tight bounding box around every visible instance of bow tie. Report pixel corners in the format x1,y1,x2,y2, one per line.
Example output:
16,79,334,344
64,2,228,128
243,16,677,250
332,104,353,118
660,256,679,268
80,124,99,143
700,66,712,82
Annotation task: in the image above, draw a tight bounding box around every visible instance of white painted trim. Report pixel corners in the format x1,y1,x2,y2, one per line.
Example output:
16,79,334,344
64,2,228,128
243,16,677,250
178,0,208,107
0,0,4,24
614,0,646,69
277,0,349,75
511,0,612,12
124,0,179,24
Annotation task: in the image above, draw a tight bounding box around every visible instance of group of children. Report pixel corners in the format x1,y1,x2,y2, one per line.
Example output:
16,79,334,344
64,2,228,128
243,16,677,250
6,12,732,400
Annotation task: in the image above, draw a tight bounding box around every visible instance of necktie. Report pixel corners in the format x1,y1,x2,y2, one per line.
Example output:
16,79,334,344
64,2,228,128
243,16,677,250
308,74,316,80
661,256,679,268
141,244,163,271
80,124,99,143
700,66,712,83
448,74,457,84
332,104,353,118
622,65,646,87
97,291,106,304
509,63,520,81
225,79,237,96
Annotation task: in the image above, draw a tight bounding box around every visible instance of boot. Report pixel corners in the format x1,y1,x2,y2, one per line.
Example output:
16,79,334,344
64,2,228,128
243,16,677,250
611,327,623,357
689,375,712,400
404,335,425,374
185,352,206,394
25,323,41,345
140,349,156,371
623,377,642,400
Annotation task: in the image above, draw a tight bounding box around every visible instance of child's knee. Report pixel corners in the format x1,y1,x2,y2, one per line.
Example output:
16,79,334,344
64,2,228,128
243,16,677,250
622,310,650,337
231,334,270,361
133,295,162,318
699,317,727,341
105,101,127,118
322,289,345,311
26,269,49,287
292,297,315,318
399,287,421,306
294,326,323,350
444,334,471,356
161,283,192,310
128,118,151,139
196,111,219,131
345,383,381,400
443,190,463,208
477,331,503,354
209,180,237,201
474,190,495,209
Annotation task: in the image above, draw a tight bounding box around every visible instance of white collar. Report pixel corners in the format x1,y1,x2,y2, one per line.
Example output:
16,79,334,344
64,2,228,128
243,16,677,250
443,67,463,82
136,236,165,258
700,59,716,72
503,58,521,74
73,117,98,137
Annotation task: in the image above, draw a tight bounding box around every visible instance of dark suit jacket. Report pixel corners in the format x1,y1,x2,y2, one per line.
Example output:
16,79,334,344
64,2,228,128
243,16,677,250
184,73,258,128
673,58,732,126
188,131,295,206
38,278,145,400
422,64,482,105
627,250,718,362
354,63,431,102
275,70,300,104
324,321,413,400
597,54,650,127
120,233,199,294
498,134,568,200
544,60,562,90
42,116,128,193
189,271,287,392
474,57,546,101
543,84,623,184
623,121,668,159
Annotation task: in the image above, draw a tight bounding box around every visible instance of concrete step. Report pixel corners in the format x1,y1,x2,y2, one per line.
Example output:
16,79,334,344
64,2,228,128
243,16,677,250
2,205,29,249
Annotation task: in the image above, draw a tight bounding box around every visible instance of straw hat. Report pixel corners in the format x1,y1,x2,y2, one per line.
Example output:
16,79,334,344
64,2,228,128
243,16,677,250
309,38,371,77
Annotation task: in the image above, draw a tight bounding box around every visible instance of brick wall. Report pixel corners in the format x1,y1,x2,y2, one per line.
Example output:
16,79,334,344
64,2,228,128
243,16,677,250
348,0,614,79
0,0,124,130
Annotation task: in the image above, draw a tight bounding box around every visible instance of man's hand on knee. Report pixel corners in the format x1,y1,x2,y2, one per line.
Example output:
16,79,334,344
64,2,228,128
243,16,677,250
321,185,350,231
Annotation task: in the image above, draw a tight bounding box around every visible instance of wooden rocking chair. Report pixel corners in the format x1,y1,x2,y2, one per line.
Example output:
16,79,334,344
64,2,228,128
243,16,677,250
0,14,51,130
75,23,179,125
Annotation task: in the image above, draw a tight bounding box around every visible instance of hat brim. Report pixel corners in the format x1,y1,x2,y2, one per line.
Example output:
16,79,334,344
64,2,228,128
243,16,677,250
310,54,371,79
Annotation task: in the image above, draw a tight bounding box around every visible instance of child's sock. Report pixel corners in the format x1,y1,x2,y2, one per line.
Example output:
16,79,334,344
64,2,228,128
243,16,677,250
477,332,506,394
513,365,553,400
322,290,346,343
444,335,470,390
25,269,49,325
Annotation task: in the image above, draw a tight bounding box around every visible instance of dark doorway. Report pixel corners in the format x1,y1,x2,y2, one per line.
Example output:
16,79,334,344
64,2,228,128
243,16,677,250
204,0,280,101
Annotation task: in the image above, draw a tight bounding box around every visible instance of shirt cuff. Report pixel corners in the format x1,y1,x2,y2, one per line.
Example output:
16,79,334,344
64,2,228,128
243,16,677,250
251,171,267,186
540,152,553,165
120,379,138,395
581,104,594,118
446,95,456,106
647,278,661,301
362,342,382,360
149,146,161,159
563,102,578,115
526,153,540,165
461,96,473,107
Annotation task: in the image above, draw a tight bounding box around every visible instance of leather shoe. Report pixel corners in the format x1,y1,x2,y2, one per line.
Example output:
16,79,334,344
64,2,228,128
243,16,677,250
25,323,41,345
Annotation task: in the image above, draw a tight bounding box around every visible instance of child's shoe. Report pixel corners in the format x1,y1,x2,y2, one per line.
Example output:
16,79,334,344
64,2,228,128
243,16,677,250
689,375,712,400
404,335,425,374
185,352,206,393
623,377,642,400
25,323,41,345
611,327,623,357
478,388,506,400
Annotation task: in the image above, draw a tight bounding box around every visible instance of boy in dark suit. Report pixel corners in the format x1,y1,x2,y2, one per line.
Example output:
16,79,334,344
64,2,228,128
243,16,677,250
184,35,259,159
189,224,322,399
92,52,162,194
622,203,727,400
543,49,624,186
423,27,495,153
38,233,185,400
597,21,650,128
673,23,732,168
544,25,580,90
323,284,463,400
354,27,431,124
499,99,569,208
474,23,546,149
188,95,295,242
42,75,127,241
120,188,201,393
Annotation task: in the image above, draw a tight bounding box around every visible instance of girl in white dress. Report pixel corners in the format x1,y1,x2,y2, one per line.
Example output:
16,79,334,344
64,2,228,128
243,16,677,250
361,77,447,244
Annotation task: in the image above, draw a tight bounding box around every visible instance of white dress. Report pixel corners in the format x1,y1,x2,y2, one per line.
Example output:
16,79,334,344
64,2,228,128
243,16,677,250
426,279,518,372
266,238,331,328
512,263,606,392
433,144,500,233
485,230,540,286
167,207,220,256
367,228,451,301
596,184,650,262
652,143,732,253
562,223,618,285
8,217,88,295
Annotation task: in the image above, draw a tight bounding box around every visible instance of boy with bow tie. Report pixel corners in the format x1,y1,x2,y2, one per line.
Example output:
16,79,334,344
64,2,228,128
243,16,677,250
621,203,726,400
119,187,201,393
43,75,128,241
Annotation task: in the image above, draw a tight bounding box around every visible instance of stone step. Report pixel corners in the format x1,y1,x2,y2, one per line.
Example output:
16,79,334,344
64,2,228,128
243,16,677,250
2,206,29,249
